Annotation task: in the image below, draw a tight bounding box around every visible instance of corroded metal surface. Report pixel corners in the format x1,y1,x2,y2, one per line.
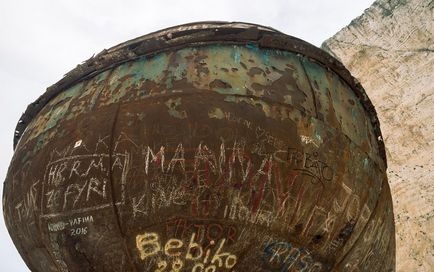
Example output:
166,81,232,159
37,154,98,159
3,22,394,271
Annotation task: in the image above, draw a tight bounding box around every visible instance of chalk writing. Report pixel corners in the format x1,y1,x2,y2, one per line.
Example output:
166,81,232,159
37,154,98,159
263,241,322,272
70,227,88,236
69,215,94,226
136,232,237,271
133,140,335,222
42,152,128,216
47,215,94,237
15,179,40,223
48,221,68,232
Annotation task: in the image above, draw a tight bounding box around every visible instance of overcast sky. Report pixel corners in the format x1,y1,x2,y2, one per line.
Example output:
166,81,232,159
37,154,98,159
0,0,374,270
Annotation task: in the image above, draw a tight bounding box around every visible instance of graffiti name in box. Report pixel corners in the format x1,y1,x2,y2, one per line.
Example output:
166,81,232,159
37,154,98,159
42,153,128,214
284,148,334,183
136,232,237,271
165,218,237,244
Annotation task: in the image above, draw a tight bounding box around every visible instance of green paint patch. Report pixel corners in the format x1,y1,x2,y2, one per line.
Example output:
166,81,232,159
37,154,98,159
165,98,187,119
232,48,241,64
140,54,169,81
208,107,225,119
363,158,369,170
314,130,323,143
46,102,69,130
352,108,358,120
58,82,83,100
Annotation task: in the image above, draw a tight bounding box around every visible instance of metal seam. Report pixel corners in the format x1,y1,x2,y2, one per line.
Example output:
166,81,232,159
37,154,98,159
108,103,138,272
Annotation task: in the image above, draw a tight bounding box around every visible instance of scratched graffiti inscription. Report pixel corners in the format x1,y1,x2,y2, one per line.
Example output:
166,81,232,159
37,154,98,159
11,132,374,270
262,241,322,272
48,215,94,237
41,151,129,217
136,232,237,271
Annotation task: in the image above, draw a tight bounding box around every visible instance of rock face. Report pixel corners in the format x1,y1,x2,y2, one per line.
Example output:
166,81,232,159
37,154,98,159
323,0,434,270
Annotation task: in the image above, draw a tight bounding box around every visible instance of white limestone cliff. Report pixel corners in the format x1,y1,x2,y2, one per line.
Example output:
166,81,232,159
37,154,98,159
323,0,433,270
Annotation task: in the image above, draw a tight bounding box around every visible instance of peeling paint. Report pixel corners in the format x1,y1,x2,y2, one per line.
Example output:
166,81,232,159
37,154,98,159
208,107,225,119
165,97,187,119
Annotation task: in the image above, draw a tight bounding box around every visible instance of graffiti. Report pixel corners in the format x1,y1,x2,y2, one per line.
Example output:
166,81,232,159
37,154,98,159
223,196,274,227
47,215,94,237
69,215,94,226
165,219,238,245
134,139,335,219
41,152,129,216
300,182,362,254
14,179,40,223
285,148,334,183
10,135,373,270
70,227,88,236
262,241,322,272
300,135,320,148
142,139,335,188
136,232,237,271
340,205,391,271
48,221,68,232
